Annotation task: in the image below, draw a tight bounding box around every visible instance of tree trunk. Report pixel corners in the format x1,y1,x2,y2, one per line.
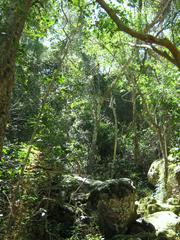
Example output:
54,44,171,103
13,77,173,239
110,97,118,178
140,91,169,202
132,78,140,165
0,0,33,158
157,126,168,202
87,98,102,174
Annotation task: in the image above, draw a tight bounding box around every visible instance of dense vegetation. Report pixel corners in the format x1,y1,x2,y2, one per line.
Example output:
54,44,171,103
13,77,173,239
0,0,179,240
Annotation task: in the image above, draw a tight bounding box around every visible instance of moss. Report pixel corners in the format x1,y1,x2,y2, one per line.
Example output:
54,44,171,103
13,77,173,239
88,179,135,209
147,204,162,214
87,178,136,238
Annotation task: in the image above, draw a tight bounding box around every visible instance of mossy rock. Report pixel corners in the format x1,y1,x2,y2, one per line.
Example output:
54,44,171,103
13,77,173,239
148,159,163,186
61,175,102,202
88,178,137,238
147,156,180,198
138,196,180,217
137,197,157,216
167,197,180,206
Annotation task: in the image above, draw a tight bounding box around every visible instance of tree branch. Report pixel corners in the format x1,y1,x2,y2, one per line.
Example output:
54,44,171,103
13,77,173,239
96,0,180,69
144,0,172,33
151,46,177,66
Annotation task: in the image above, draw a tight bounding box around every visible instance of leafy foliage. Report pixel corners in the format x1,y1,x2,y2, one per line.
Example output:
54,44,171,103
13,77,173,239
0,0,179,239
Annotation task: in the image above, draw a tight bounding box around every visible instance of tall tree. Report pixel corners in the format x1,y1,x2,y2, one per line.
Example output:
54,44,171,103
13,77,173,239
0,0,33,158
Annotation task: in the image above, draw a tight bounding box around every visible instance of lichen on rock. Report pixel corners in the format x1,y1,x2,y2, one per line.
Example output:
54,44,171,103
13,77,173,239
88,178,137,237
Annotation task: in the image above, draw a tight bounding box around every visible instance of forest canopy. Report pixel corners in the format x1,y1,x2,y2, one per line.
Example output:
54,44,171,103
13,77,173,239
0,0,179,240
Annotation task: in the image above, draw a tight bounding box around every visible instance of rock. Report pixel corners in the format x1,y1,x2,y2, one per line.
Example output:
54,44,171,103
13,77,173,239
31,204,75,239
167,197,180,205
88,178,137,237
61,174,102,202
148,159,163,186
147,156,180,198
165,199,180,216
175,165,180,185
147,203,164,214
138,196,180,217
140,211,180,239
111,232,157,240
146,202,179,215
137,196,157,216
46,204,75,237
128,218,155,234
72,175,103,190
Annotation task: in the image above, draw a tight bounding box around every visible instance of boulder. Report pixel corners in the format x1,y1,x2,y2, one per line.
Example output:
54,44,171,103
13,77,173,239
175,165,180,185
140,211,180,239
88,178,137,237
137,196,180,217
61,174,102,202
128,218,155,234
31,204,75,239
148,159,162,186
147,156,180,198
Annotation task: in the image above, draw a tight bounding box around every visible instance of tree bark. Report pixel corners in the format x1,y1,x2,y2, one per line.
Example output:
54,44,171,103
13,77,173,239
132,80,140,165
157,126,168,199
87,98,102,175
0,0,33,158
96,0,180,69
110,97,118,178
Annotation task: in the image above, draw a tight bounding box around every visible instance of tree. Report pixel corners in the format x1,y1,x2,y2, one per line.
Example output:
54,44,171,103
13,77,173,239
136,54,179,201
0,1,179,238
96,0,180,69
0,0,33,158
